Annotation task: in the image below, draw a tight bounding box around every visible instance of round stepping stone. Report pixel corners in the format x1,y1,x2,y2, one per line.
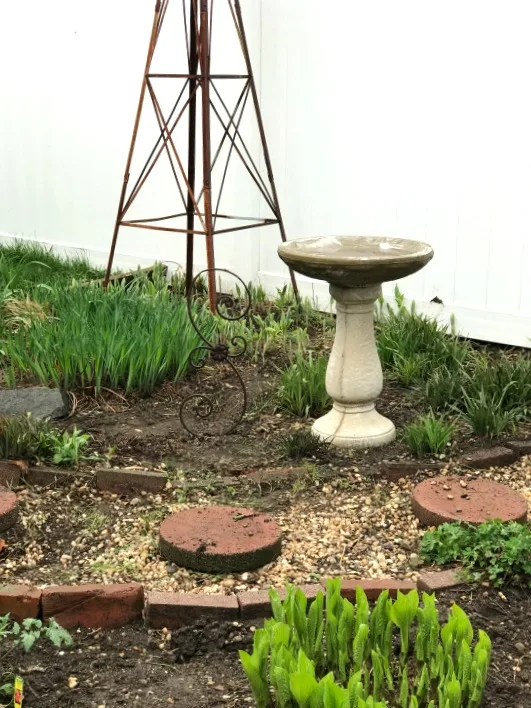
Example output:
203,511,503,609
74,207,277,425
0,489,18,532
412,476,527,526
159,506,282,573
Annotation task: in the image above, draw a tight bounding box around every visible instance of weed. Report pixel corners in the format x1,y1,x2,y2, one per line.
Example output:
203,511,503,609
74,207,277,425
79,509,109,533
0,414,50,459
0,414,92,465
277,352,329,418
239,579,491,707
279,428,330,461
420,519,531,586
403,412,454,456
36,426,92,465
0,614,72,702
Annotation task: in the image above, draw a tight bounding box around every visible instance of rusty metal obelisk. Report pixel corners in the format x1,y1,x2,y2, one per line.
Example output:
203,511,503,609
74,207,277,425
104,0,298,310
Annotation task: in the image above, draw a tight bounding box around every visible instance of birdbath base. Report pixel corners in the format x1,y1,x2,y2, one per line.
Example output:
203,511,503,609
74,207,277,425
312,403,395,449
313,284,396,449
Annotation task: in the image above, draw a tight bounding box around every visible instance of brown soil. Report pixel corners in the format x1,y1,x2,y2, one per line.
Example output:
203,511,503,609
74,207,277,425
2,586,530,707
70,373,446,475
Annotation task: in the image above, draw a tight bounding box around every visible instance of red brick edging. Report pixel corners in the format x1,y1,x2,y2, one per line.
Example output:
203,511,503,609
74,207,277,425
0,570,464,629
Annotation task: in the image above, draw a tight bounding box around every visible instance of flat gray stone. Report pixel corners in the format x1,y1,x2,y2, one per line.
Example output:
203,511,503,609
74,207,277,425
0,388,68,420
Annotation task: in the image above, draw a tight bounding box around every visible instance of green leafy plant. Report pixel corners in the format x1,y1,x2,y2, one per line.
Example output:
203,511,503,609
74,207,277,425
239,580,491,707
277,352,329,418
403,413,454,456
36,426,92,465
0,614,72,702
420,519,531,586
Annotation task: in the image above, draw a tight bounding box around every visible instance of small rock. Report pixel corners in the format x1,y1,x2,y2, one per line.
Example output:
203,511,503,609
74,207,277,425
515,642,526,655
409,553,422,568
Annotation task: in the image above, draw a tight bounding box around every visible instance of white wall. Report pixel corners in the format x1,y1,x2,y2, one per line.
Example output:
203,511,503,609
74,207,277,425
1,1,531,346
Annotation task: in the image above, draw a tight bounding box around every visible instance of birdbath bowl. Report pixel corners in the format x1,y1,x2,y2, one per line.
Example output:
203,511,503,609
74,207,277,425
278,236,434,448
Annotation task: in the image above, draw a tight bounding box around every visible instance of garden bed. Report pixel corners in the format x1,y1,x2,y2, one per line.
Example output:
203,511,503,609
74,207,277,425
2,586,530,708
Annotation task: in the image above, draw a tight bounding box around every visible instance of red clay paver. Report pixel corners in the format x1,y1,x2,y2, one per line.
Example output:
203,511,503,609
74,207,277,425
417,569,465,593
459,446,518,469
238,584,322,620
159,506,282,573
96,468,166,494
412,475,527,526
320,578,416,601
42,583,144,629
0,489,18,533
379,460,443,482
145,591,239,628
505,440,531,457
0,585,41,621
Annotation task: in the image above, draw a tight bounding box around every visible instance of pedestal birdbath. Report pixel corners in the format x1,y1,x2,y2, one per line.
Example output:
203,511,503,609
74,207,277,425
278,236,434,448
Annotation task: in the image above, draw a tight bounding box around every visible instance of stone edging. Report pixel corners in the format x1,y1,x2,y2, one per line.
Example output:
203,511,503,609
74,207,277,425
0,570,464,630
6,437,528,495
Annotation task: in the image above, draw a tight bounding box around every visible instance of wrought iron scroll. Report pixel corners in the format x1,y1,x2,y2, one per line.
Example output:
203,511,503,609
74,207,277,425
179,268,251,436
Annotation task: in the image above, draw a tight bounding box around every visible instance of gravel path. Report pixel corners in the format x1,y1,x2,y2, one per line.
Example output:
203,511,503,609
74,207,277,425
1,456,529,593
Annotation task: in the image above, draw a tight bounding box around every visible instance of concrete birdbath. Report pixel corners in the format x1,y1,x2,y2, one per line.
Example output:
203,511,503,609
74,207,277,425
278,236,434,448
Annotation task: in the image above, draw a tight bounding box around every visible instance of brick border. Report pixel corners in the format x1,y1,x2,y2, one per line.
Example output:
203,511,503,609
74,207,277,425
0,571,464,628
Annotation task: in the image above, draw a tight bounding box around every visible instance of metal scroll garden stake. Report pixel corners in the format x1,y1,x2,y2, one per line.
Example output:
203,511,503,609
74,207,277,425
179,268,251,436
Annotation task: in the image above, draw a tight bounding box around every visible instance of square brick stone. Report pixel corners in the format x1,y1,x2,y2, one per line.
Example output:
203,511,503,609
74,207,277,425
42,583,144,629
145,592,239,629
24,466,82,487
238,584,322,620
417,569,465,593
96,469,166,495
320,578,417,602
0,461,27,488
505,440,531,457
379,460,443,481
0,585,41,621
460,446,518,469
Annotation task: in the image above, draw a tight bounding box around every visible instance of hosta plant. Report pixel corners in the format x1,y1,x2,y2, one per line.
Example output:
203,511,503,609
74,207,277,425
239,580,491,708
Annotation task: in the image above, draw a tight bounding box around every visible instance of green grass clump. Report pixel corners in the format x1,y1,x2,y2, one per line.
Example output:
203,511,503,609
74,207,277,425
279,428,330,461
0,240,103,295
421,520,531,586
277,352,329,417
0,280,209,394
240,579,491,708
403,412,454,456
376,288,470,387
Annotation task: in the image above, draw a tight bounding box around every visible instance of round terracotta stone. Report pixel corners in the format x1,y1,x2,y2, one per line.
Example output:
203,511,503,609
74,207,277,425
159,506,282,572
412,476,528,526
0,489,18,532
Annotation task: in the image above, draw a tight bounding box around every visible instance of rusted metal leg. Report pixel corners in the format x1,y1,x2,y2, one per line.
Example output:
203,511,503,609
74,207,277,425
104,0,162,287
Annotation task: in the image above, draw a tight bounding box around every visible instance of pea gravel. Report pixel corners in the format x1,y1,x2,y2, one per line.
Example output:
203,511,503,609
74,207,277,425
1,456,529,593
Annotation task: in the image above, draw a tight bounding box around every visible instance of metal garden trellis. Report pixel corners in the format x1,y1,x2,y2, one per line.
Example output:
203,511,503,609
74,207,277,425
103,0,298,310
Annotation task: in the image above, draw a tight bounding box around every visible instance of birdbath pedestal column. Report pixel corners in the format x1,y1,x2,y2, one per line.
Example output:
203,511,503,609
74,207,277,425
278,236,434,449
